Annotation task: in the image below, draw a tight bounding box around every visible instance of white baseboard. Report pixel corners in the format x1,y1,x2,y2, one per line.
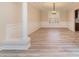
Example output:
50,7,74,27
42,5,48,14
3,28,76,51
41,21,68,28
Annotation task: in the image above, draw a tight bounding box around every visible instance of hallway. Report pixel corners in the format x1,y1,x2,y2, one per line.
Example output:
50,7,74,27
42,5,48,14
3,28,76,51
1,28,79,56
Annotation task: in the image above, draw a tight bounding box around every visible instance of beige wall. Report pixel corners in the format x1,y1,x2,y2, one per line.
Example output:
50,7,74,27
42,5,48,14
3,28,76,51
40,10,69,28
68,10,75,31
28,4,41,35
40,11,48,21
60,11,69,21
0,3,21,44
41,10,69,21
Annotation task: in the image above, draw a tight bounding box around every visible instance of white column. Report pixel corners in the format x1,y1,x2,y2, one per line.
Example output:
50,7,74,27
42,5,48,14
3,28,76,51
21,2,31,50
21,2,28,42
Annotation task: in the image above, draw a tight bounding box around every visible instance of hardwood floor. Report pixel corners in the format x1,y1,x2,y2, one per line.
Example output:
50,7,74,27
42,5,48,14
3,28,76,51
1,28,79,57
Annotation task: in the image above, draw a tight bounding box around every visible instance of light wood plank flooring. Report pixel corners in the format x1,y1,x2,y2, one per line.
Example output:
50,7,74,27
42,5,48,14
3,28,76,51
1,28,79,57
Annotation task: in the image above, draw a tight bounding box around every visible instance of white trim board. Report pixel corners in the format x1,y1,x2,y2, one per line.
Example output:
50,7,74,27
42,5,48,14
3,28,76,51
40,21,68,28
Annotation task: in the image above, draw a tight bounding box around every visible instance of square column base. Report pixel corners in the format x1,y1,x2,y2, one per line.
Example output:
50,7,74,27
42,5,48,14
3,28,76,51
1,37,31,50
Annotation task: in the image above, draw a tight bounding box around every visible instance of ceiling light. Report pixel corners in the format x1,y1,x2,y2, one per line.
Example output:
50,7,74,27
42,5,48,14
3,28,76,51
51,3,57,14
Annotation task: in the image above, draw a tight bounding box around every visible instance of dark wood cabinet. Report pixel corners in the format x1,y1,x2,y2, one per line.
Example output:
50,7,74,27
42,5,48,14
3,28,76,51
75,10,78,19
75,9,79,31
75,23,79,31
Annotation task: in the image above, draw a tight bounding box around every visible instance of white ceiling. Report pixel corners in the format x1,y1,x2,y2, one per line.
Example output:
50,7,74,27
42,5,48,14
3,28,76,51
29,2,79,11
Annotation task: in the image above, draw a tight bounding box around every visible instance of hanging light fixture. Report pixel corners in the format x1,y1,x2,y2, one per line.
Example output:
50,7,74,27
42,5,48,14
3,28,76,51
51,3,57,14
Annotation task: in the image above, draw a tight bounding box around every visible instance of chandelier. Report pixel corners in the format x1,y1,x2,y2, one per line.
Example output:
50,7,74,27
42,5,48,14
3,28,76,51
51,3,57,14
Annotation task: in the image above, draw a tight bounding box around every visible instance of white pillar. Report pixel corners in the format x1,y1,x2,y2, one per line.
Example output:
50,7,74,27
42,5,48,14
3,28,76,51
21,2,31,50
21,2,28,42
